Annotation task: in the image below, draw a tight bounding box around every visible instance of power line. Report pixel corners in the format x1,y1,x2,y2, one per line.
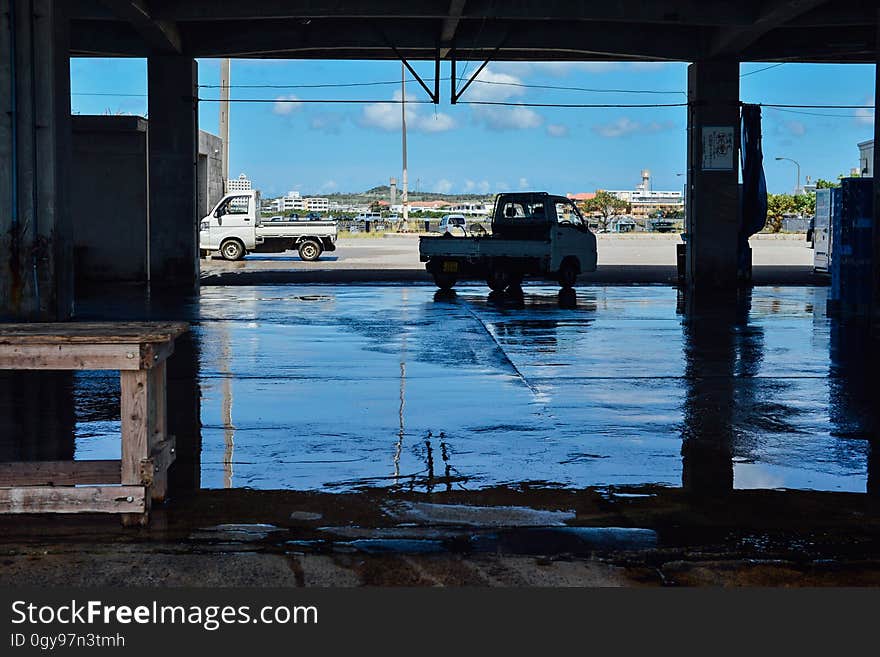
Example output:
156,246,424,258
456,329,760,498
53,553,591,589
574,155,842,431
198,97,434,104
740,63,785,78
458,100,687,108
765,106,869,118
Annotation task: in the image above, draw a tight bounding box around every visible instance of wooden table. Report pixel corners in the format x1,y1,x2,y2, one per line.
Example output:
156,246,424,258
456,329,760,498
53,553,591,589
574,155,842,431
0,322,189,525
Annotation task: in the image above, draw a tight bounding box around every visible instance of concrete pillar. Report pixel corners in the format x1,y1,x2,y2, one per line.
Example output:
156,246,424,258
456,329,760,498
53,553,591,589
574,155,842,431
685,60,741,289
147,56,198,289
0,0,73,320
680,289,746,496
873,55,880,328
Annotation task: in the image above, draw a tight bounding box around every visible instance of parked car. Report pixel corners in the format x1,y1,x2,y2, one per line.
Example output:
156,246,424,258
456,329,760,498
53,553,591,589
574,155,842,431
438,214,467,235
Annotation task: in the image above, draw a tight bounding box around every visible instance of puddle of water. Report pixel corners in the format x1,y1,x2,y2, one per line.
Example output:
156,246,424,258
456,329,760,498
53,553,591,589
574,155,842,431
8,284,877,499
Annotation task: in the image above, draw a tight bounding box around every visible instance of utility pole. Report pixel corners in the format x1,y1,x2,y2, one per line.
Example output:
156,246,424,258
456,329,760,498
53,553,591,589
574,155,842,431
219,59,231,191
401,63,409,227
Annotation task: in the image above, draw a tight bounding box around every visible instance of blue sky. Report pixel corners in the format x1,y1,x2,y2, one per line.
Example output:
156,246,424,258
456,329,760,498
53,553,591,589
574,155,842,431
70,58,875,197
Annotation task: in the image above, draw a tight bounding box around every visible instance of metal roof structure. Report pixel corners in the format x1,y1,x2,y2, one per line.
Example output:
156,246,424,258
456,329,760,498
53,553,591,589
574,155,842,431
70,1,880,63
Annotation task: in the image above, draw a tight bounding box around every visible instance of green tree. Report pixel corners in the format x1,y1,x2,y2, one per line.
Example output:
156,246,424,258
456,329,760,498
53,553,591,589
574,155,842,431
766,193,795,233
583,190,629,231
815,178,840,189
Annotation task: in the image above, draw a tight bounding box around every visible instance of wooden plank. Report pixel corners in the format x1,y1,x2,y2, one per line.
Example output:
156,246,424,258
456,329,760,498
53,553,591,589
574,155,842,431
148,362,169,502
0,485,145,514
121,369,152,525
0,321,188,344
0,460,121,486
0,343,145,370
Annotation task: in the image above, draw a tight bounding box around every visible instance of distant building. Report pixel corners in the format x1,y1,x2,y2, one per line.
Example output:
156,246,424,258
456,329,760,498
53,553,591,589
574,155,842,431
227,172,252,192
305,197,329,212
566,192,596,202
605,169,683,219
446,202,491,216
858,139,873,176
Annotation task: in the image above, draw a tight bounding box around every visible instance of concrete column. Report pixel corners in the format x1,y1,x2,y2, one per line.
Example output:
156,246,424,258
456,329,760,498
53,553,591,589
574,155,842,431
686,60,741,289
873,55,880,327
148,56,198,289
0,0,73,320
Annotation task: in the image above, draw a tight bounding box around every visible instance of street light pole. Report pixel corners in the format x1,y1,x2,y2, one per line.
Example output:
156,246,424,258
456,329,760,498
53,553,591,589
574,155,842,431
775,156,801,195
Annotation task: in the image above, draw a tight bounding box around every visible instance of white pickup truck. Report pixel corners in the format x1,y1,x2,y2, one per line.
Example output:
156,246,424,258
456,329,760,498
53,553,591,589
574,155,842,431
199,190,337,261
419,192,597,290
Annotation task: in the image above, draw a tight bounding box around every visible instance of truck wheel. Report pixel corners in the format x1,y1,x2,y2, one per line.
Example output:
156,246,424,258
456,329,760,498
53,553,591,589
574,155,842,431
220,239,245,261
558,259,579,288
433,272,457,290
298,240,322,261
487,269,509,292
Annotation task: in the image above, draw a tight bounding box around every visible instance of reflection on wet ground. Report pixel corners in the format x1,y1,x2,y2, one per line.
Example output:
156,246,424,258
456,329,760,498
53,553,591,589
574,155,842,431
6,284,874,497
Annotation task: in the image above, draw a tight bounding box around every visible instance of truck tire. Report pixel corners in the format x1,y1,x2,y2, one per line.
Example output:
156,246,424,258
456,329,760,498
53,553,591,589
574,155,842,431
298,239,323,261
220,239,245,261
558,258,579,289
432,272,457,290
486,269,509,292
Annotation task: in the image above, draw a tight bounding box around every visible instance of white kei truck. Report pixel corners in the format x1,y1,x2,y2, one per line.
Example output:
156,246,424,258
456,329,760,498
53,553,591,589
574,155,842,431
419,192,598,290
199,190,337,261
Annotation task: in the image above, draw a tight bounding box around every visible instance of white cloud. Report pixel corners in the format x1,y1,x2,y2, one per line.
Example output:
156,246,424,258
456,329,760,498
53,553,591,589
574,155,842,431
474,105,542,130
434,179,453,194
856,97,874,125
518,177,529,190
464,179,490,194
309,112,345,134
361,90,455,133
458,66,544,131
495,181,510,192
784,120,807,137
546,123,569,138
593,117,675,138
320,180,338,192
272,94,301,115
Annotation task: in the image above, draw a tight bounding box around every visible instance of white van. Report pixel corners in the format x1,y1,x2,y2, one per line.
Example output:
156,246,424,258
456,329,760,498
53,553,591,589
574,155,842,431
438,214,467,235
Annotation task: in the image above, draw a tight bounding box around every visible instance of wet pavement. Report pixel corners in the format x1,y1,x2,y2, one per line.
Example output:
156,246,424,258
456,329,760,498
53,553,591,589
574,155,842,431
57,284,876,495
2,282,880,586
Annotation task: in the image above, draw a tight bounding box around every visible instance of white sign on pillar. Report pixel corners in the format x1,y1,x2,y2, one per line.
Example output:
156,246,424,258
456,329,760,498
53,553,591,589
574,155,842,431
701,126,735,171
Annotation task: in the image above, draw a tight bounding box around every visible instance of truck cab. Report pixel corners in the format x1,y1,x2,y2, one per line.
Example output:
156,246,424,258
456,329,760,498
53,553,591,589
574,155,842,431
200,191,260,259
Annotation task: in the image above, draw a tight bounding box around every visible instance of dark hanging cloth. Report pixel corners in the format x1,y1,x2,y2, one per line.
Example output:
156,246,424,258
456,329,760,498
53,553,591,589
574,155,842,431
740,104,767,267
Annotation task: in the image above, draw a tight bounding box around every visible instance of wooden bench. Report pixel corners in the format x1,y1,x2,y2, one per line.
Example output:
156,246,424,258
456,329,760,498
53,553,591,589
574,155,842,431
0,322,189,525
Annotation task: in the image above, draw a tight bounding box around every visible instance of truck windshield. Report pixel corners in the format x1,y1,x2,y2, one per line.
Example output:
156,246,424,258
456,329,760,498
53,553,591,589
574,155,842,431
219,196,250,215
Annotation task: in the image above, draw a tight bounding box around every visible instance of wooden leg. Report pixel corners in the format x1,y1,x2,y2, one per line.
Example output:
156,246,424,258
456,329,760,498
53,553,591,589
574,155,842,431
148,361,169,502
120,369,151,526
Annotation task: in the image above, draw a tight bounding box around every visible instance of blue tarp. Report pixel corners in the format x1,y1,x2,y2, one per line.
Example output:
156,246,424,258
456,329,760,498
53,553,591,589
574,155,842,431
740,104,768,242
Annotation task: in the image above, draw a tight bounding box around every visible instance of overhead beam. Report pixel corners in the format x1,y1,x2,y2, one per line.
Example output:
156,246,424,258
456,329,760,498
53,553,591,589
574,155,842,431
181,18,701,60
711,0,829,57
440,0,466,57
100,0,182,53
143,0,754,26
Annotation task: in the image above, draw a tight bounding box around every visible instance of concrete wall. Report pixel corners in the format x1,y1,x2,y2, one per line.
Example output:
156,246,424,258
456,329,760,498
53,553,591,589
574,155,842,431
72,116,148,282
71,115,222,284
198,130,224,217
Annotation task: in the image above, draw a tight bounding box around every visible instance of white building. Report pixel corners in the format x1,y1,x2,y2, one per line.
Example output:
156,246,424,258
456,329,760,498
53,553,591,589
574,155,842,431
858,139,873,177
606,169,683,218
305,197,329,212
446,202,491,216
226,172,252,192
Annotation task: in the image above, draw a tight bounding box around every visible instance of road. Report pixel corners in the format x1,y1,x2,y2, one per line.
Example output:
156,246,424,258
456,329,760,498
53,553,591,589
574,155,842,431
201,233,814,276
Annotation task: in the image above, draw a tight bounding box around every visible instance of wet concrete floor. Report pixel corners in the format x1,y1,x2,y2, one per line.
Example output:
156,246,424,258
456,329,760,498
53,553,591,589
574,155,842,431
2,283,880,586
